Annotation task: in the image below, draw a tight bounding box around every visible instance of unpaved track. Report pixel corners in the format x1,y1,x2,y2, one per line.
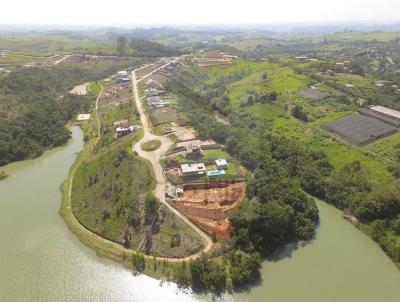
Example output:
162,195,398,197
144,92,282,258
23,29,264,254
66,60,212,264
53,54,71,65
131,64,213,258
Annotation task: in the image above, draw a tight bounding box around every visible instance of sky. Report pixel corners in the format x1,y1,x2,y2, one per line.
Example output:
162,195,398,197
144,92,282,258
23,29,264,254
1,0,400,25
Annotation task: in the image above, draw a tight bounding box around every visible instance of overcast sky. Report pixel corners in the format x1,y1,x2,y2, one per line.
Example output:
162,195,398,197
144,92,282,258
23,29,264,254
1,0,400,25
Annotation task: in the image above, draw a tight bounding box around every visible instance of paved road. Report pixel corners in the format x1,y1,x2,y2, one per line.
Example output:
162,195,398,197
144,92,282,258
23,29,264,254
131,62,213,259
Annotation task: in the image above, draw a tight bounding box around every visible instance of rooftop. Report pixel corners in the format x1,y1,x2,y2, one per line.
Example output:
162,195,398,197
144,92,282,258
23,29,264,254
215,159,228,166
370,105,400,120
181,163,206,174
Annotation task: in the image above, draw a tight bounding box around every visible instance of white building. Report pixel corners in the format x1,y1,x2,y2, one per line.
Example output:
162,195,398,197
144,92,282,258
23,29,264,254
116,126,134,138
215,159,228,170
181,163,206,176
115,71,131,83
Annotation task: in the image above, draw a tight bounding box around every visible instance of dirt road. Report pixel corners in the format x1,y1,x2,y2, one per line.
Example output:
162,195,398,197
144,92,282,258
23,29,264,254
131,63,213,258
66,59,212,264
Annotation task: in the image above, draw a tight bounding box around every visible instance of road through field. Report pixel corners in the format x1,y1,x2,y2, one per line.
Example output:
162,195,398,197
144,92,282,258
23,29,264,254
131,63,213,259
64,62,211,263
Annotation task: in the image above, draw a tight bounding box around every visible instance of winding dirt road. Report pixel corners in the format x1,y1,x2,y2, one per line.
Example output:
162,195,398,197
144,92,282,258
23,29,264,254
131,64,213,259
66,60,212,265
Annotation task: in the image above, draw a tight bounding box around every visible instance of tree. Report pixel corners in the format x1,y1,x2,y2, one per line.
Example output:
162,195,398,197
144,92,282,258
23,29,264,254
246,95,254,106
132,254,145,272
116,36,128,56
291,105,308,122
144,193,158,216
229,251,261,288
269,91,278,102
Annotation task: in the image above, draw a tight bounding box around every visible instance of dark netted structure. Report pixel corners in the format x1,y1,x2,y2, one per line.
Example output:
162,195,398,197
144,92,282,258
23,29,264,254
298,88,330,100
323,113,398,146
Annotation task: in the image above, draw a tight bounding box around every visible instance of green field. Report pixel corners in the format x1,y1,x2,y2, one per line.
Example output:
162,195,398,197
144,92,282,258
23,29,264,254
367,132,400,163
245,103,286,120
272,116,394,186
141,139,162,151
0,35,115,56
202,148,230,160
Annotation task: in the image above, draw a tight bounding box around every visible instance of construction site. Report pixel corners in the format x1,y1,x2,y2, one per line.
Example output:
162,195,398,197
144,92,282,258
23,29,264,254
172,180,246,240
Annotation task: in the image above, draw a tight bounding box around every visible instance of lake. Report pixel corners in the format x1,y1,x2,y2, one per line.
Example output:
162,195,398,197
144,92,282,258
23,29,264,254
1,126,399,302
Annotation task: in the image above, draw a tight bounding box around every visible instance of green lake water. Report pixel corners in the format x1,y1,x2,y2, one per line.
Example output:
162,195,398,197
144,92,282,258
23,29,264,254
1,126,399,301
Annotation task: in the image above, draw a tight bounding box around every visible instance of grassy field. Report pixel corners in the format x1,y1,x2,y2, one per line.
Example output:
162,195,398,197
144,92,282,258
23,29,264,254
196,60,395,187
88,82,102,95
202,148,230,160
272,116,394,186
0,54,46,64
0,34,115,56
59,130,191,280
194,61,400,185
245,103,286,121
141,139,161,151
367,132,400,163
72,135,152,246
319,31,400,42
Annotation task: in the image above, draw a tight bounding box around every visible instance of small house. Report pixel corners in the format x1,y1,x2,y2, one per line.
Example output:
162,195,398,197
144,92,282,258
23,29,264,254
215,159,228,170
116,126,134,138
181,163,206,177
115,71,131,83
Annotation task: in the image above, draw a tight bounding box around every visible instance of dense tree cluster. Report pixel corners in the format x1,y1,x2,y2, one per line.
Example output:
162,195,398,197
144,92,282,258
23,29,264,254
0,59,142,166
129,37,182,57
166,72,326,290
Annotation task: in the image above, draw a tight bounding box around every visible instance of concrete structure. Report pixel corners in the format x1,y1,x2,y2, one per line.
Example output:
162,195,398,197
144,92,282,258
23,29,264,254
181,163,206,176
215,159,228,170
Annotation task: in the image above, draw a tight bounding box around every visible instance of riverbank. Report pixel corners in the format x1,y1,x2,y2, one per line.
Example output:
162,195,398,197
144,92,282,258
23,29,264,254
59,126,191,279
0,126,199,302
60,71,206,280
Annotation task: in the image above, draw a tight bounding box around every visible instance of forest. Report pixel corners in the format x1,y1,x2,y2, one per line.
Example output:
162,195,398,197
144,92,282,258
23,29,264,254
0,59,143,166
164,67,400,291
165,72,324,292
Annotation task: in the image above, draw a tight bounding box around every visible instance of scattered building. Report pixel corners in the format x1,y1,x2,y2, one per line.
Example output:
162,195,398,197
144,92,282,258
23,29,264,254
114,71,131,83
181,163,206,177
186,142,202,155
215,159,228,170
116,126,135,138
145,79,163,89
335,61,352,73
147,96,170,108
368,105,400,125
326,69,335,76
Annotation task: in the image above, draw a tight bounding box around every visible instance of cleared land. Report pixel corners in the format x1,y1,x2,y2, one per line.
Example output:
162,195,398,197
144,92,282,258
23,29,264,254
149,108,178,125
174,180,246,240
